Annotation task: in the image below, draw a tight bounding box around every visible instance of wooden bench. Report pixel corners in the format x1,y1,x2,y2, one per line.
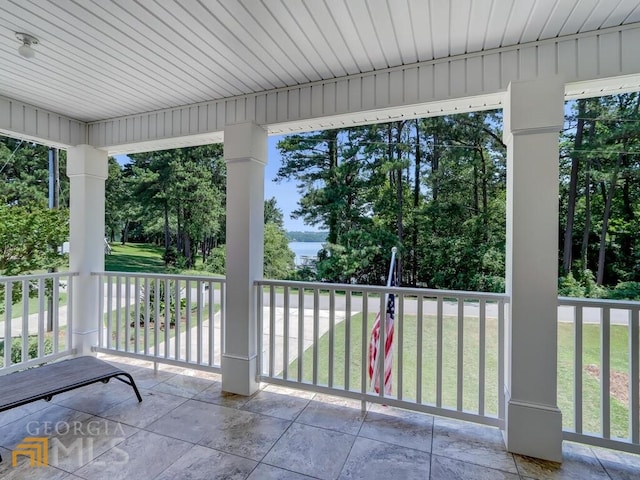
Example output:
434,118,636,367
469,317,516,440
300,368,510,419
0,356,142,463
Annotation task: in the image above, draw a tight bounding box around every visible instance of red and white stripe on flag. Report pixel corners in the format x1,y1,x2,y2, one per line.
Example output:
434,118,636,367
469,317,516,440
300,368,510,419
368,301,395,395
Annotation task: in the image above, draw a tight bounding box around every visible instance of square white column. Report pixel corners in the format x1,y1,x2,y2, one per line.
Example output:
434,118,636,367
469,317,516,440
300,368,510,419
67,145,108,356
222,122,267,395
503,78,564,462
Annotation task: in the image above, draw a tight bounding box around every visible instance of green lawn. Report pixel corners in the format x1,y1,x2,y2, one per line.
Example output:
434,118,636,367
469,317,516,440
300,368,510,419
105,243,167,273
8,293,67,319
289,313,631,439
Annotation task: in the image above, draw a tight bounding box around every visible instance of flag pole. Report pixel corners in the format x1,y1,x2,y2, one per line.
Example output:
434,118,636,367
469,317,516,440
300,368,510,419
370,247,397,394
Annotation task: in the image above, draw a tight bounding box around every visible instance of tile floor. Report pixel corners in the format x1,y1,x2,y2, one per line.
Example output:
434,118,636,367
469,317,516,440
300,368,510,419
0,355,638,480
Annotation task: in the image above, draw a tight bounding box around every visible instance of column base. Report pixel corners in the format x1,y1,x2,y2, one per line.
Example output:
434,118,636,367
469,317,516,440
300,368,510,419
72,331,98,357
222,353,259,396
503,392,563,462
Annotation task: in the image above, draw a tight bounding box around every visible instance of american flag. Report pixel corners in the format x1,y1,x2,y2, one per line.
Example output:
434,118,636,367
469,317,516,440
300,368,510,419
368,273,395,395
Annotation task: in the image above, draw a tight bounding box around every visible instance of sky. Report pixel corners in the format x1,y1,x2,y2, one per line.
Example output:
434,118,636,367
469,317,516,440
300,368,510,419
265,135,317,232
115,134,318,233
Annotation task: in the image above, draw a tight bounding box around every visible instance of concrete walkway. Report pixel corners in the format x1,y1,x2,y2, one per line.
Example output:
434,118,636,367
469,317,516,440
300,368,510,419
151,307,349,374
1,293,635,341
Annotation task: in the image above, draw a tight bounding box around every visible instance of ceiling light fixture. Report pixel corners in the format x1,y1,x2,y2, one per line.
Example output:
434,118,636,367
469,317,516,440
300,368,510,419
16,32,38,59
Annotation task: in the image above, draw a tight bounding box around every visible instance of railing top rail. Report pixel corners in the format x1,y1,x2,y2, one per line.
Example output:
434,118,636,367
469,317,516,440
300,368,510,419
558,296,640,309
0,271,78,282
92,271,226,283
255,279,509,301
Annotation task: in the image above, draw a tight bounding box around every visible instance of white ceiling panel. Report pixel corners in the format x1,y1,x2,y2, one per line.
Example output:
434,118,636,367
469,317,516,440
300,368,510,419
601,0,640,28
559,0,600,35
466,0,494,53
502,0,537,45
0,0,638,123
449,0,472,56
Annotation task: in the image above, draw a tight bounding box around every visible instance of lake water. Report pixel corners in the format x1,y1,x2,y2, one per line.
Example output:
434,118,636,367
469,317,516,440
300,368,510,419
289,241,324,266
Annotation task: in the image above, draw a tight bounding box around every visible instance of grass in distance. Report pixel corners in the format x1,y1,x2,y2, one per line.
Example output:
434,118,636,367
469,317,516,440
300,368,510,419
286,311,631,439
105,243,167,273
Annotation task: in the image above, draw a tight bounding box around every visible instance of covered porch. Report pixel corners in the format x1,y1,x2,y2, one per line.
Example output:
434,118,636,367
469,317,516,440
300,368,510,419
2,0,640,476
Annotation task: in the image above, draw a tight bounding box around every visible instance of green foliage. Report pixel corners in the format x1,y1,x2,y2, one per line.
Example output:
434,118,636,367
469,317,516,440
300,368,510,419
610,281,640,300
264,197,285,227
558,270,608,298
0,205,69,276
560,94,640,287
0,336,53,366
162,246,179,266
204,246,226,275
276,113,507,290
124,145,226,268
0,138,69,208
133,280,186,328
263,222,295,279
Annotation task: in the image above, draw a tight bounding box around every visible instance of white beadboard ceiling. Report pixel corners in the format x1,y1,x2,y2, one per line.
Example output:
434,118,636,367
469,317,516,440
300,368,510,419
1,0,639,123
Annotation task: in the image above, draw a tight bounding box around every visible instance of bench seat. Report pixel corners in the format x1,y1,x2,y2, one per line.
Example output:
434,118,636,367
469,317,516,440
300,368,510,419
0,356,142,463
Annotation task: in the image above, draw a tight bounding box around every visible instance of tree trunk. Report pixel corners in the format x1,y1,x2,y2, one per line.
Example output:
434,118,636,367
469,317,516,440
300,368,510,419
432,132,440,202
183,234,192,268
479,147,488,233
563,99,586,274
472,162,479,213
327,131,339,245
395,122,404,284
163,201,170,251
412,119,421,287
621,173,634,265
121,220,130,245
596,153,624,285
176,205,182,253
581,160,591,269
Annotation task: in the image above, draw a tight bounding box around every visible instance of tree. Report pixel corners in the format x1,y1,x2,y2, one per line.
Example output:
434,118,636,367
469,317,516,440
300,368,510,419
264,223,295,279
263,198,294,279
0,205,68,276
0,138,70,283
264,197,284,226
126,145,226,267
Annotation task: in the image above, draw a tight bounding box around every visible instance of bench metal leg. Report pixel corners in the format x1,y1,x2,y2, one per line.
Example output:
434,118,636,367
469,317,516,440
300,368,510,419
113,374,143,402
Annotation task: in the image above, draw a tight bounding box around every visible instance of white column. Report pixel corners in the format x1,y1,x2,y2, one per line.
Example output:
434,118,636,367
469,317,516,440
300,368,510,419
222,122,267,395
503,78,564,462
67,145,108,356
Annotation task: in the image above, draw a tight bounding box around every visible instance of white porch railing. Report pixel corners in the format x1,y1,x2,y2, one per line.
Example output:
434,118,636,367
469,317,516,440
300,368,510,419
5,270,639,455
0,272,77,374
92,272,225,372
558,296,640,454
255,279,507,427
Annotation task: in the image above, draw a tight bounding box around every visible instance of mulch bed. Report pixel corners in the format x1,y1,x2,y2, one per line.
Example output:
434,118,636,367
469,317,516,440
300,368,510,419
584,364,634,404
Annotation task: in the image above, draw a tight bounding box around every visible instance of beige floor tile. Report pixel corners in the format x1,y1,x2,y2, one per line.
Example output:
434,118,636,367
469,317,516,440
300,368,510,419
156,444,256,480
338,436,430,480
264,423,355,480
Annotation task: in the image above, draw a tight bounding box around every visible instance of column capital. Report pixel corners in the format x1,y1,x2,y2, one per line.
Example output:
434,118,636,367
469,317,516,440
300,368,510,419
67,144,108,179
224,122,267,164
503,77,565,141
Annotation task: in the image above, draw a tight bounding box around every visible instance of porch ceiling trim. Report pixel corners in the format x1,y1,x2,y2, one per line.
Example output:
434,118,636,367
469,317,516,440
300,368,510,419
0,95,86,148
87,24,640,155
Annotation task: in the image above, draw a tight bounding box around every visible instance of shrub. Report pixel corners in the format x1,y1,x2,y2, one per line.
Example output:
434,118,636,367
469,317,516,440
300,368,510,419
162,246,178,266
0,336,53,367
610,281,640,300
204,246,226,275
133,279,186,328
